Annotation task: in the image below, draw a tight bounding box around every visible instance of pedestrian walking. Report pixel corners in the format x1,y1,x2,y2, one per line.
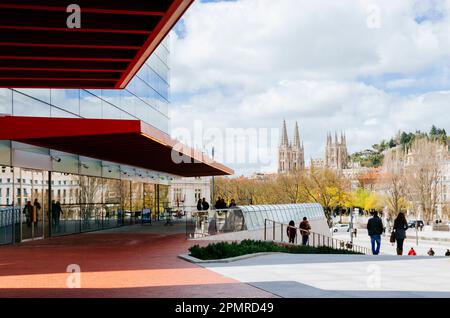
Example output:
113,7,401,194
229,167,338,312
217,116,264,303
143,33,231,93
287,220,297,244
23,201,33,228
33,198,41,227
228,199,237,208
428,248,435,256
299,217,311,246
445,249,450,256
393,212,408,255
201,198,210,211
367,211,384,255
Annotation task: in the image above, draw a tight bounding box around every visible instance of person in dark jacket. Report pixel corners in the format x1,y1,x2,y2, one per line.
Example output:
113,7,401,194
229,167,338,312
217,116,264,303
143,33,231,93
201,198,210,211
393,212,408,255
428,248,435,256
299,217,311,245
287,220,297,244
229,199,237,208
215,197,222,210
197,199,202,211
23,201,33,227
367,211,384,255
445,249,450,256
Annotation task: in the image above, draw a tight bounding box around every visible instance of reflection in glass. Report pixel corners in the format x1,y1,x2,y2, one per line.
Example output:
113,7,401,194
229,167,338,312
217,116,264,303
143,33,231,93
80,176,103,232
51,172,80,236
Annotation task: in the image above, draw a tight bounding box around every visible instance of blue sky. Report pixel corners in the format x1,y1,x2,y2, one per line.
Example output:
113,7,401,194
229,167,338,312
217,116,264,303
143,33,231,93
169,0,450,176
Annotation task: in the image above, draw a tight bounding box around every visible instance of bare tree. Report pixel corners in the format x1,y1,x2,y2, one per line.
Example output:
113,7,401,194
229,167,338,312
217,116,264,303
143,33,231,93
380,147,408,223
404,138,444,224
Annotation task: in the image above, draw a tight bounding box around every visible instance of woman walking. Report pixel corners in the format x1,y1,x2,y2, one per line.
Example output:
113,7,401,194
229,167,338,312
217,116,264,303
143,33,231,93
393,212,408,255
287,220,297,244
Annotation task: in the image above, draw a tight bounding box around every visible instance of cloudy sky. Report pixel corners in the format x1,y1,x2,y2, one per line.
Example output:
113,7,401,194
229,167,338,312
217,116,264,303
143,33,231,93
168,0,450,176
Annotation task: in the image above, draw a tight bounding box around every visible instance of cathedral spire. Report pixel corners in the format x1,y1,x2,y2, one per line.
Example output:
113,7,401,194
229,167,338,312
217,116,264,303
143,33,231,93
293,121,300,147
280,119,289,146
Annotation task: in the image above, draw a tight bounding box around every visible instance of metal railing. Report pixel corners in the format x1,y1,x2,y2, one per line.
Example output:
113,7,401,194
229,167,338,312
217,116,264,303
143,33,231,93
264,219,371,255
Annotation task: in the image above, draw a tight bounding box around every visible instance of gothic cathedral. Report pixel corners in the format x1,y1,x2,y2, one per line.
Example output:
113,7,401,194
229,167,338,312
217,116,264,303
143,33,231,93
325,132,348,170
278,120,305,173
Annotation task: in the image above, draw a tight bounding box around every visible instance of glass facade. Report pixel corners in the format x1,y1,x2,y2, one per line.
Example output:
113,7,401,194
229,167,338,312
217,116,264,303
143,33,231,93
0,37,174,245
0,38,170,132
0,167,170,243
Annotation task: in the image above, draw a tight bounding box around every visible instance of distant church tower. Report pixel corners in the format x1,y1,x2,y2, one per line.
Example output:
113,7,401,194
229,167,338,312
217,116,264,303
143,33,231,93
278,120,305,173
325,132,348,170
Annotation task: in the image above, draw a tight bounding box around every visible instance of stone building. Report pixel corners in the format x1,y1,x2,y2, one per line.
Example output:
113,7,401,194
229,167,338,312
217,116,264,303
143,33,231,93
278,120,305,173
325,132,348,170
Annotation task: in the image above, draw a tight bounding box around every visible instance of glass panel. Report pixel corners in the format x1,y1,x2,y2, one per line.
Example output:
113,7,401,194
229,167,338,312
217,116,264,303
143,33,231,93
52,172,80,236
131,181,143,223
51,89,79,115
19,168,47,241
120,180,131,225
80,176,103,232
144,183,156,220
103,178,120,229
158,184,169,221
80,90,102,118
13,91,51,117
0,89,12,115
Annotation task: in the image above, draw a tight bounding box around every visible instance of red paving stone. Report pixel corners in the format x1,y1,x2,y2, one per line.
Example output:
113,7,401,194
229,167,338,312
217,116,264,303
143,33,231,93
0,227,276,298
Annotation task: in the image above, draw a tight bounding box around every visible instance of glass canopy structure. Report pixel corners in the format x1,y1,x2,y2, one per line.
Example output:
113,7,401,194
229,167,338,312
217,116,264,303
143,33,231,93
239,203,326,231
189,203,327,237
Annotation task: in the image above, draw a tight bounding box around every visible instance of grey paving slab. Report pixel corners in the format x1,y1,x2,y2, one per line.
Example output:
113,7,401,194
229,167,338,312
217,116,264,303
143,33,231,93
202,254,450,298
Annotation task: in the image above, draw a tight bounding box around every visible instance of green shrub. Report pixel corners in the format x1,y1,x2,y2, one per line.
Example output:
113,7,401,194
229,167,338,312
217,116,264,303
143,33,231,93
189,240,362,260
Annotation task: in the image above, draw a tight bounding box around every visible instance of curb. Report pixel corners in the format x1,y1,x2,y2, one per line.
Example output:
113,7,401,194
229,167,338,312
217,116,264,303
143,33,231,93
178,252,281,264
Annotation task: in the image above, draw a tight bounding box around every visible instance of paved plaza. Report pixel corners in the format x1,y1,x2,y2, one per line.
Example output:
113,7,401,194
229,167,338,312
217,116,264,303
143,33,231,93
333,228,450,256
0,222,275,298
202,253,450,298
2,221,450,298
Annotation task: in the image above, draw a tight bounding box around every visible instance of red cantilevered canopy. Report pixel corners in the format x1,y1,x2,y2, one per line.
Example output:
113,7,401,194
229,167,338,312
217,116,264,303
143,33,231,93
0,0,193,89
0,116,234,177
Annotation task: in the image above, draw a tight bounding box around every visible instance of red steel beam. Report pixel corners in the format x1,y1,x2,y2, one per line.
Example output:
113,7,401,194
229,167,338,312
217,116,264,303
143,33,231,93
0,77,118,81
0,25,152,34
0,42,141,50
0,4,166,16
0,67,124,73
0,56,133,62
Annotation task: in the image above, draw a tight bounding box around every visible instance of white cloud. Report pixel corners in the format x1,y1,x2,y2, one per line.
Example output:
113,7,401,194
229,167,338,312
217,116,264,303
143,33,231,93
169,0,450,175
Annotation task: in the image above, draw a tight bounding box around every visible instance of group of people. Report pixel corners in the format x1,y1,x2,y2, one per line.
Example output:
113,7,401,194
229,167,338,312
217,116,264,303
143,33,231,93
196,197,237,211
22,199,63,230
286,217,312,245
367,211,450,256
22,199,41,227
214,197,237,209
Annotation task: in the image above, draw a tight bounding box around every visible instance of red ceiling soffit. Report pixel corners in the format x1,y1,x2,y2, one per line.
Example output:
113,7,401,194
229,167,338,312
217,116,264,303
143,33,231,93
0,116,234,177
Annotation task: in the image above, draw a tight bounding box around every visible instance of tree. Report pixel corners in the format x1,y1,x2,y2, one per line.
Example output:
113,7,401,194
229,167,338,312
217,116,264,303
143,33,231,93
297,166,351,224
379,147,409,221
404,137,444,224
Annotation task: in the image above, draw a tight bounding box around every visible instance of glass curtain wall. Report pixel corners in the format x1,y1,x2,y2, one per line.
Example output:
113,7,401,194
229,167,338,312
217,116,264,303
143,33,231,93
0,167,165,241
